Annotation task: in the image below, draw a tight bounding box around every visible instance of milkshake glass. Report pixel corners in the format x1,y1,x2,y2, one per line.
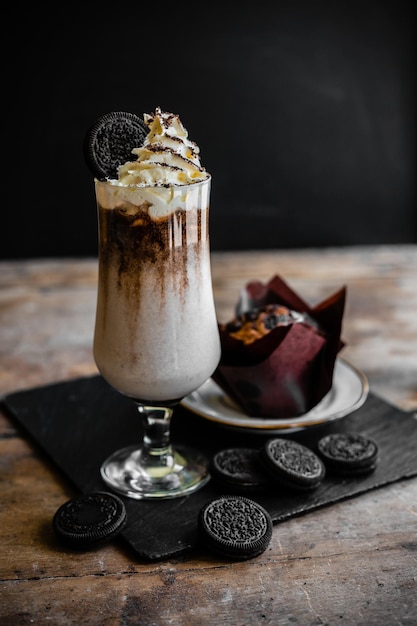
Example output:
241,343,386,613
94,175,221,499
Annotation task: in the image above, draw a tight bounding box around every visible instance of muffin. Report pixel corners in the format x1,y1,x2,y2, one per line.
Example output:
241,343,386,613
212,275,346,419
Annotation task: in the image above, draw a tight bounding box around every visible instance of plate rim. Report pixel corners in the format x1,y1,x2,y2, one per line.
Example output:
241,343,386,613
181,357,369,432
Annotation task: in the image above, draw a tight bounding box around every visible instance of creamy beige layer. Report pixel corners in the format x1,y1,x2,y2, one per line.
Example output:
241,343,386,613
93,178,220,403
94,244,220,401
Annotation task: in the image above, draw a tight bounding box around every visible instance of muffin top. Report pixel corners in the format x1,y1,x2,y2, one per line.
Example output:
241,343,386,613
220,304,321,346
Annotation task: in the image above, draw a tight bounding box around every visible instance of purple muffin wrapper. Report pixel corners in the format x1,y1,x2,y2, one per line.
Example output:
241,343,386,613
213,275,346,419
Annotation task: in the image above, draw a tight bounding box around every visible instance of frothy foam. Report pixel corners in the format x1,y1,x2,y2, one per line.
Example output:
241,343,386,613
96,177,211,220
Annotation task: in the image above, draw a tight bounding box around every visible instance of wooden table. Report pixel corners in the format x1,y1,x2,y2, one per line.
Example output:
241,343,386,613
1,245,416,625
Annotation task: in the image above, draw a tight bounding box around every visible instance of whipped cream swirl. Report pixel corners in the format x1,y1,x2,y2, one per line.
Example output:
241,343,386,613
115,108,209,186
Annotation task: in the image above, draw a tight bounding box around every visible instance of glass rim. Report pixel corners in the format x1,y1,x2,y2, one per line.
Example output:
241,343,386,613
94,173,211,190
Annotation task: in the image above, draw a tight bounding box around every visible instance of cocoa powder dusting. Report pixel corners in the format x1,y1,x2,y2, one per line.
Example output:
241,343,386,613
97,202,209,332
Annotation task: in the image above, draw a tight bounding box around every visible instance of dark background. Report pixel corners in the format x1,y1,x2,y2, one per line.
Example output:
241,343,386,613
7,1,415,259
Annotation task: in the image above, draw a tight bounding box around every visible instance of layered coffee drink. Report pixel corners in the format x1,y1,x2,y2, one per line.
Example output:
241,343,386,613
93,109,220,403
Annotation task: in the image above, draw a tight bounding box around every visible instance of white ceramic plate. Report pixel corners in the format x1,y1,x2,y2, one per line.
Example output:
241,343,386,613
181,358,369,433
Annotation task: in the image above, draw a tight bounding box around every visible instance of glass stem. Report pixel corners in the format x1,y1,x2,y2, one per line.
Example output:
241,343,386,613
137,404,176,473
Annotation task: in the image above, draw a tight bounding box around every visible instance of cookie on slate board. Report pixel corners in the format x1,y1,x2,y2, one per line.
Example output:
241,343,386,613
317,432,379,475
83,111,148,180
210,447,271,492
53,491,127,550
198,495,273,560
260,437,325,490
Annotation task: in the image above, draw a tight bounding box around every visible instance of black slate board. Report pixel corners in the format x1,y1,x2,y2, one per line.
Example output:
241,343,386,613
2,375,417,561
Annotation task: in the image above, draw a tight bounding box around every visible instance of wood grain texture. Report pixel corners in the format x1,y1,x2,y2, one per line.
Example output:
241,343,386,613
1,245,416,624
3,379,416,561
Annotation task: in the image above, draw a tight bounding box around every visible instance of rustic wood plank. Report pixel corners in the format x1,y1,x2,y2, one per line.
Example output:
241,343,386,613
0,246,416,624
1,245,416,409
2,477,416,624
2,427,416,577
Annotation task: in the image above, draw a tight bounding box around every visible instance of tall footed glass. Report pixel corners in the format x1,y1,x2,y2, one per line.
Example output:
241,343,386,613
93,176,221,499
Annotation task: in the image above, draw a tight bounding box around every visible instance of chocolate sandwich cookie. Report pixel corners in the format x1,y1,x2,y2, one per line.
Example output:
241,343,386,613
198,495,273,560
317,432,379,475
210,447,271,492
260,437,325,490
84,111,148,180
53,491,127,550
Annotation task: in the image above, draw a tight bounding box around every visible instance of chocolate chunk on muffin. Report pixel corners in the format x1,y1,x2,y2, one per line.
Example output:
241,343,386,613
222,304,321,346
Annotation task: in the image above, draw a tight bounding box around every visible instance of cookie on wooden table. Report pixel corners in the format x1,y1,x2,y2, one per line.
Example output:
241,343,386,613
53,491,127,550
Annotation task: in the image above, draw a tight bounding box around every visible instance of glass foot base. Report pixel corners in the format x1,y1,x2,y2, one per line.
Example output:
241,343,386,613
100,444,211,500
